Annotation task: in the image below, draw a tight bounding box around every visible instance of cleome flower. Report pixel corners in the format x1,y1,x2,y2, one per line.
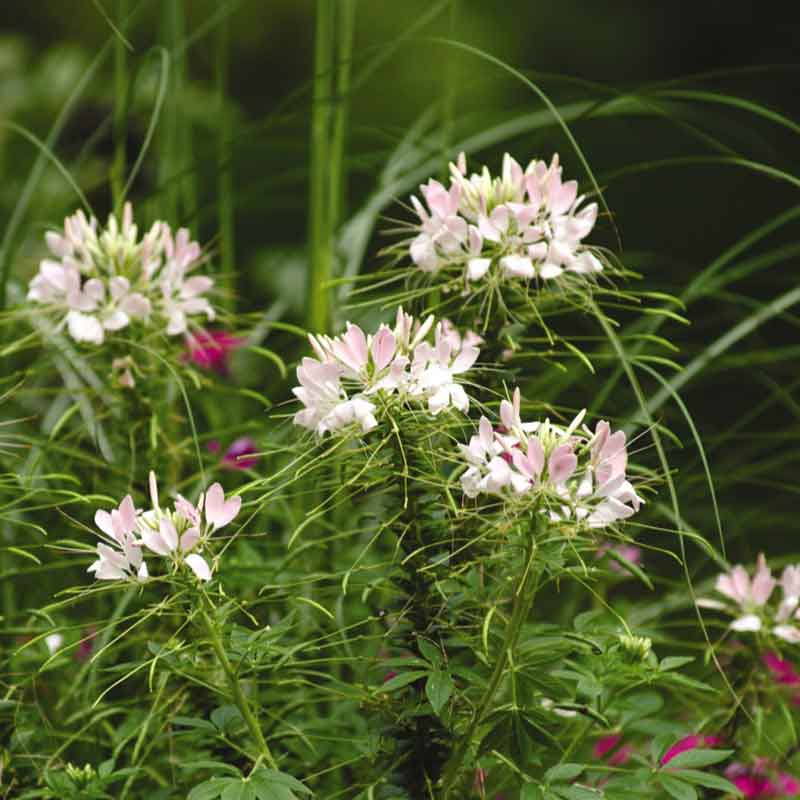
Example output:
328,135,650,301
292,307,480,437
457,387,644,529
87,472,241,583
89,494,148,581
27,202,215,345
698,555,800,643
407,152,603,285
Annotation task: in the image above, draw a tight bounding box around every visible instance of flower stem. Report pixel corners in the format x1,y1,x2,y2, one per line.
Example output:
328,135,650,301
198,592,278,770
307,0,335,333
110,0,128,215
439,539,538,798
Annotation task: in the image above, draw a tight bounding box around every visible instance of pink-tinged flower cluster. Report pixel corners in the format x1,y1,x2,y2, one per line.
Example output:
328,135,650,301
458,388,643,528
293,308,481,437
409,152,602,284
88,471,240,583
661,734,723,766
725,761,800,798
28,202,215,345
185,329,245,374
699,555,800,642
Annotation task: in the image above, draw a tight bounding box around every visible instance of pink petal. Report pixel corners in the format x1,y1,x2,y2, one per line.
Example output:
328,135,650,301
547,444,577,485
203,483,241,530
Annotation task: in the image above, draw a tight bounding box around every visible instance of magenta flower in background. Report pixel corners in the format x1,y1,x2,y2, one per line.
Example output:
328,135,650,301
763,652,800,687
207,437,260,470
593,734,622,760
74,627,97,662
222,436,259,470
185,329,244,374
725,761,800,798
661,734,723,766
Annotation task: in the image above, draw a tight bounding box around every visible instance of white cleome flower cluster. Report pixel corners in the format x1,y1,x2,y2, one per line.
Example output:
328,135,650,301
292,308,481,437
88,472,241,583
699,555,800,643
458,388,644,528
27,202,215,345
409,152,603,284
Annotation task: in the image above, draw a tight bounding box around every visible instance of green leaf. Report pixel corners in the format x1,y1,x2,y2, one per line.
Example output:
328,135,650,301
657,775,697,800
521,785,545,800
173,716,217,732
211,705,244,733
222,781,256,800
250,768,311,799
553,786,604,800
663,748,733,770
545,763,585,783
182,761,242,777
417,638,442,667
189,777,231,800
425,671,453,714
659,656,694,672
670,769,742,794
380,671,427,693
98,759,114,778
247,346,287,378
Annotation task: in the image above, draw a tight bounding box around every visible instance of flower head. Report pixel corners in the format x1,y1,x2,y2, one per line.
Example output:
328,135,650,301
28,202,215,346
87,473,241,583
293,309,480,437
407,152,603,286
458,390,644,529
698,555,800,640
88,494,148,581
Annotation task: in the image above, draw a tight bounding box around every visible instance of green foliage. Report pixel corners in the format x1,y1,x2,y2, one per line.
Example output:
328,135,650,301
1,1,799,799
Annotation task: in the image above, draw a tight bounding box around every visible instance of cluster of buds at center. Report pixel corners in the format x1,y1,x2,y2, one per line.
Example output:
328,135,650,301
458,388,644,528
408,152,603,286
88,471,241,583
292,308,481,437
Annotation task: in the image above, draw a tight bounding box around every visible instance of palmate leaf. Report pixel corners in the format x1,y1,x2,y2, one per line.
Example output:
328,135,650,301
188,769,311,800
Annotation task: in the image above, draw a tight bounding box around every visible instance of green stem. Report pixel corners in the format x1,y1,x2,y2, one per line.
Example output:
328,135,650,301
198,592,278,770
111,0,128,214
440,0,458,178
439,539,538,798
328,0,356,233
307,0,335,333
215,8,235,312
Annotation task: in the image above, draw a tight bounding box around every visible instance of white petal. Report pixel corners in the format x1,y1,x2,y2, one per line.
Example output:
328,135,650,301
730,614,762,632
185,553,212,581
466,258,491,281
774,624,800,643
